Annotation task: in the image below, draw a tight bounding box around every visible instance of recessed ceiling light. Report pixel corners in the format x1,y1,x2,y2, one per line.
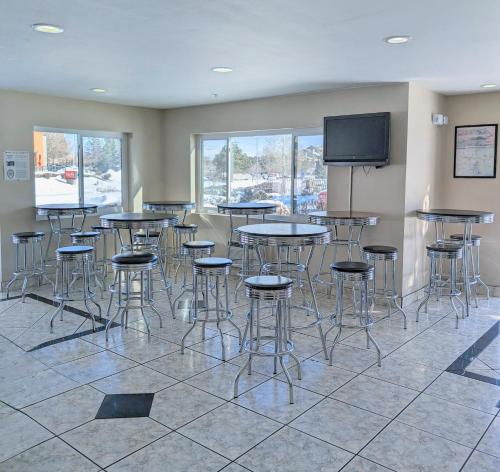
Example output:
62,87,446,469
481,83,497,89
211,67,233,73
384,35,411,44
90,88,107,93
31,23,64,34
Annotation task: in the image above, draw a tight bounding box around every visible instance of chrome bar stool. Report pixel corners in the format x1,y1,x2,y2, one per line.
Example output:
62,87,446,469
133,230,160,248
309,212,379,296
50,245,101,332
132,230,175,317
172,240,215,320
70,231,105,296
260,246,309,313
326,261,381,367
105,251,160,341
362,245,407,328
133,231,162,269
92,225,118,278
234,275,300,403
449,233,489,301
417,243,465,327
181,257,241,360
172,224,198,282
217,203,278,300
6,232,53,301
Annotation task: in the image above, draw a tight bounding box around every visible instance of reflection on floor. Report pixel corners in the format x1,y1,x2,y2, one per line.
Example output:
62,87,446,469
0,278,499,471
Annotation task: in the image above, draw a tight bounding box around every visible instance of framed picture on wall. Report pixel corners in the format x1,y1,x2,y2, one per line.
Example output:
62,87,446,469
454,124,498,178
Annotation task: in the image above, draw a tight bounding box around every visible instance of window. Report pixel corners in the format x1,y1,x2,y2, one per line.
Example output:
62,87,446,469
34,128,124,208
294,133,328,213
201,139,227,209
199,129,326,214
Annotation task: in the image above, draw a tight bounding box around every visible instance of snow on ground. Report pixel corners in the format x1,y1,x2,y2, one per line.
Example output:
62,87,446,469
35,170,121,206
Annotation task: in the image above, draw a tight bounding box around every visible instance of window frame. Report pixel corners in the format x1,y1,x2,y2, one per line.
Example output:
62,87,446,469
33,126,129,214
196,127,323,214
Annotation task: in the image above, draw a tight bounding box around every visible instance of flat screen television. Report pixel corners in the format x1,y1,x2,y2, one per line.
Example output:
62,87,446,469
323,112,390,167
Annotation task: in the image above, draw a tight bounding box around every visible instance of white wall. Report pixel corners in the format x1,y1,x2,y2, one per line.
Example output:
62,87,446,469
402,84,446,297
0,89,164,280
162,84,410,290
439,92,500,289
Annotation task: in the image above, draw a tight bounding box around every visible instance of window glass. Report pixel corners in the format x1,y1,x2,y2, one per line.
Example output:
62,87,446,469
82,136,122,207
34,130,123,207
201,139,227,209
34,131,79,205
229,134,292,215
294,134,327,213
199,130,326,214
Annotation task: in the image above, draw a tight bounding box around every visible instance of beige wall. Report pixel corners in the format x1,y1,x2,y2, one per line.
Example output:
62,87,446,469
402,84,446,297
163,84,410,290
439,92,500,289
0,89,164,280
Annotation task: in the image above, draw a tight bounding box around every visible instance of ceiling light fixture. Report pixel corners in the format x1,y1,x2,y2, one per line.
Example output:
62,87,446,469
90,88,107,93
211,67,233,73
384,35,411,44
481,83,497,89
31,23,64,34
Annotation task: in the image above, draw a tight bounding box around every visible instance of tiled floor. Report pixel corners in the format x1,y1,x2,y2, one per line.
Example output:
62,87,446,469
0,277,499,471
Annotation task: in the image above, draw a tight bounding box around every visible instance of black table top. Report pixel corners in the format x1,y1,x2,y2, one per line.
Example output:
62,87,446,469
237,223,329,237
35,203,98,210
309,211,378,218
417,209,494,217
416,209,494,223
309,210,379,226
143,201,195,209
100,212,169,222
35,203,98,216
218,202,278,210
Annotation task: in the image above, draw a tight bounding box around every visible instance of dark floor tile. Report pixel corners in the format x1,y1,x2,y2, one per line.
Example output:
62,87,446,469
95,393,154,419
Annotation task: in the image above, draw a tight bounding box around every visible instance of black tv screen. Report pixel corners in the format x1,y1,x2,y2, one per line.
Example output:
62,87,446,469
323,112,390,166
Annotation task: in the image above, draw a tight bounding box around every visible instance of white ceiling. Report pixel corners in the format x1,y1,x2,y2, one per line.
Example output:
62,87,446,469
2,0,500,108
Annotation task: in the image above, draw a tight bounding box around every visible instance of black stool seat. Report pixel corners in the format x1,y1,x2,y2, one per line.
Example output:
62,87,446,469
57,245,94,255
13,231,45,239
71,231,100,238
194,257,232,268
92,225,115,232
134,231,160,238
427,243,462,252
174,224,198,229
332,261,372,273
184,240,215,249
244,275,293,290
449,234,482,241
112,251,157,264
363,245,397,255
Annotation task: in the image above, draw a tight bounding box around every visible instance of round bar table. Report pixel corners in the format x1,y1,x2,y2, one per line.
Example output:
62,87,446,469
36,203,98,260
218,202,278,297
100,212,176,314
100,212,176,249
416,209,494,317
143,201,192,273
309,211,379,293
143,201,195,223
237,223,332,359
